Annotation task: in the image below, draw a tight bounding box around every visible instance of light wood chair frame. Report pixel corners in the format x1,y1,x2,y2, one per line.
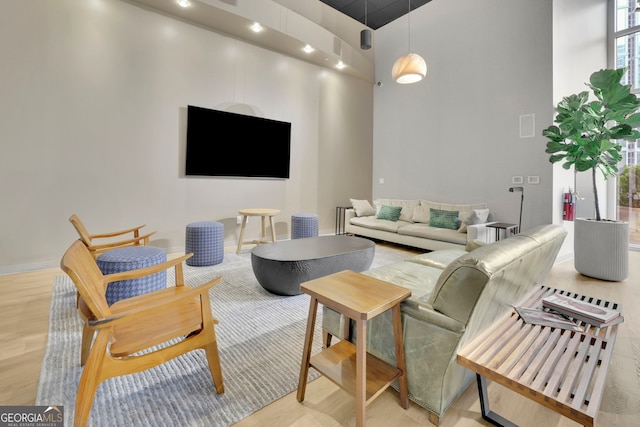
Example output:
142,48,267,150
69,214,157,259
61,240,224,427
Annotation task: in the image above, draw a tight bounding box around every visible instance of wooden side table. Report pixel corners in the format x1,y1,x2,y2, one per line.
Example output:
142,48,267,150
236,208,280,254
297,270,411,427
457,285,621,427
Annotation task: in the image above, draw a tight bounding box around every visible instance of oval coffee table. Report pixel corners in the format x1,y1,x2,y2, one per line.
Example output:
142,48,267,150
251,235,375,296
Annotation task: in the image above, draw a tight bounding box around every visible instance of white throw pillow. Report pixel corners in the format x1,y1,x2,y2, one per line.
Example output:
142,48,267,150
458,208,490,233
350,199,376,217
412,205,430,223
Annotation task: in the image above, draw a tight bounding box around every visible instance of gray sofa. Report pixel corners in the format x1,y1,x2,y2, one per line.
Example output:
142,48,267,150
346,198,494,251
322,224,567,425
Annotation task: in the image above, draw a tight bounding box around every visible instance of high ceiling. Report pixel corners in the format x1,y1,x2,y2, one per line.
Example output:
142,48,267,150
319,0,432,30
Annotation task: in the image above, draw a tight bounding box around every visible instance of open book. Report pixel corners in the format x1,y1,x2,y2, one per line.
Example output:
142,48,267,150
542,294,621,327
514,306,583,332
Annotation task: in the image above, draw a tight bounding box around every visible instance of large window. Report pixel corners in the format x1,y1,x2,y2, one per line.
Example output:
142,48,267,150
613,0,640,248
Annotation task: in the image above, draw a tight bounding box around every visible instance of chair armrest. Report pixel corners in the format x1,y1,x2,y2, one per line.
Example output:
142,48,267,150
466,221,497,244
344,209,356,221
344,209,356,233
91,225,150,239
88,232,157,251
88,276,221,328
401,302,466,333
102,253,193,285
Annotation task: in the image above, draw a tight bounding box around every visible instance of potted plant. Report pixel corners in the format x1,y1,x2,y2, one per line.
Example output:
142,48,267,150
542,67,640,281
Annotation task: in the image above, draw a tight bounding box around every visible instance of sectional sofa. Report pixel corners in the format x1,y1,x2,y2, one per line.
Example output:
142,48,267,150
322,224,567,425
346,198,494,251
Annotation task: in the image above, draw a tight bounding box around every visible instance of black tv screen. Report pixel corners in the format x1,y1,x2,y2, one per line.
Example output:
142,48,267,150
185,105,291,179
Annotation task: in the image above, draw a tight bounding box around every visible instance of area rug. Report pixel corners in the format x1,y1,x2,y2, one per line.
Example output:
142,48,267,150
36,243,413,426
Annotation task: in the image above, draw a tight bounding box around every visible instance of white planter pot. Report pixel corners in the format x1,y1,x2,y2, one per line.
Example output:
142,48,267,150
574,218,629,281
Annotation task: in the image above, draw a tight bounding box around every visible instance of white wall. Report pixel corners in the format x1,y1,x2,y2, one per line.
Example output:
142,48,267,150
552,0,608,259
0,0,609,272
372,0,607,262
373,0,554,233
0,0,373,272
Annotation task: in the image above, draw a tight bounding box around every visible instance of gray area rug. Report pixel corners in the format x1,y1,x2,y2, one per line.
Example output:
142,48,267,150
36,243,413,426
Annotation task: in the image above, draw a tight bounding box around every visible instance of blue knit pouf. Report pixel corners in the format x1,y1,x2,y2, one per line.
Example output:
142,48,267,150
185,221,224,266
96,246,167,305
291,213,319,239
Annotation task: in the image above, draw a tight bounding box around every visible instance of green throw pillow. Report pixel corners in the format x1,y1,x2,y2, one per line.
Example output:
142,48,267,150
376,205,403,221
429,208,459,230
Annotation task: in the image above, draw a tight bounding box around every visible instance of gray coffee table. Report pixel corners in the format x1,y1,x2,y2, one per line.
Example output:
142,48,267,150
251,235,375,296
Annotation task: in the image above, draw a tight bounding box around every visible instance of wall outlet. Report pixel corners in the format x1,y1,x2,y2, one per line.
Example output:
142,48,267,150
237,215,243,225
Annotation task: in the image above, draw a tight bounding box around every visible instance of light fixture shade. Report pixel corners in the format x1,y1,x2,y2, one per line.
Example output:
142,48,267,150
360,29,372,50
391,53,427,84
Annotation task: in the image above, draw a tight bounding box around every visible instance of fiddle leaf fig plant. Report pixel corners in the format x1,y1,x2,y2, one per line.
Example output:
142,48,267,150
542,68,640,221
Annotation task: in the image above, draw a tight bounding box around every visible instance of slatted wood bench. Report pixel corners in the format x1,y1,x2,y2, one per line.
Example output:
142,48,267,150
457,285,621,427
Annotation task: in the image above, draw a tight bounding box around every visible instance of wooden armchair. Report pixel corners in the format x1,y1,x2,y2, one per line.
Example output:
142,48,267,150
60,240,224,427
69,214,156,259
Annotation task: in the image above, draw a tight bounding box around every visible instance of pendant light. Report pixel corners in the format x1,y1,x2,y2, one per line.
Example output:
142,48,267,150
360,0,371,50
392,0,426,84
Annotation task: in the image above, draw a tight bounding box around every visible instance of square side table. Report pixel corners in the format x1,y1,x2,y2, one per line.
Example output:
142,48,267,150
486,222,518,241
296,270,411,427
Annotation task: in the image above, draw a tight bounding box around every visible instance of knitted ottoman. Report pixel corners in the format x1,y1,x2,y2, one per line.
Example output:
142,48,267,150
291,213,319,239
185,221,224,266
96,246,167,305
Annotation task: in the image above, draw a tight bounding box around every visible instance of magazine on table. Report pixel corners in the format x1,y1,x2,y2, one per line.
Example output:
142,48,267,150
514,306,583,332
541,294,622,327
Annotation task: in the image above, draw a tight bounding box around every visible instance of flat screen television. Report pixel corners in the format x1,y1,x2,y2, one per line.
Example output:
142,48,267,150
185,105,291,179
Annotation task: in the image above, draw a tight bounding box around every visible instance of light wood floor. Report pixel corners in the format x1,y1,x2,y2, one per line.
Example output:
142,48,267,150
1,244,638,427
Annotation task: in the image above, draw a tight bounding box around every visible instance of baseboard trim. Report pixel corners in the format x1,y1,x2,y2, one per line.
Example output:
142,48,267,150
0,260,60,276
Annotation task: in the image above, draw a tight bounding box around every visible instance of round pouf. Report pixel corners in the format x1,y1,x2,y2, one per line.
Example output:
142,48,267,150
96,246,167,305
185,221,224,266
291,213,319,239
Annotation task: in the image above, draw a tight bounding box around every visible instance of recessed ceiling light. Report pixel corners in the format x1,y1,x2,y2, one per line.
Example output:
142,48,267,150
336,61,346,70
303,44,314,54
177,0,189,7
251,22,263,33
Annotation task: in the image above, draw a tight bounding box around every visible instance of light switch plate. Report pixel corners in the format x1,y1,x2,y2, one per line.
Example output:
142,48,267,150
528,176,540,184
512,176,524,184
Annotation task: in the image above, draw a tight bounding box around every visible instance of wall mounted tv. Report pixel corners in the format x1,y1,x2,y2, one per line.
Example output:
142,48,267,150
185,105,291,179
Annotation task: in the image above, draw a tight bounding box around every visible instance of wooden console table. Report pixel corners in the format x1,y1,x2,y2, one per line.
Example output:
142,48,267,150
236,208,279,254
457,286,621,427
297,270,411,427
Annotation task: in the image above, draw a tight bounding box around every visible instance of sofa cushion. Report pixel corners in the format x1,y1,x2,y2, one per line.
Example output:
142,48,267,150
429,208,460,230
374,199,419,222
397,223,468,245
350,199,376,217
406,249,467,270
376,205,403,221
350,216,410,233
363,261,442,303
465,239,486,251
